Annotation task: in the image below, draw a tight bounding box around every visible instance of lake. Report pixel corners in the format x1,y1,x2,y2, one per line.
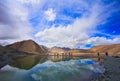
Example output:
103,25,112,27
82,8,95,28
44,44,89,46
0,55,105,81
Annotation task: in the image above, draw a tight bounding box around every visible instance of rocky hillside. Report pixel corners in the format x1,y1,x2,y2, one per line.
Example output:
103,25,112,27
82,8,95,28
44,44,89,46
68,49,93,53
6,40,120,56
49,44,120,56
49,46,93,55
89,44,120,56
7,40,48,54
48,47,65,54
68,49,93,55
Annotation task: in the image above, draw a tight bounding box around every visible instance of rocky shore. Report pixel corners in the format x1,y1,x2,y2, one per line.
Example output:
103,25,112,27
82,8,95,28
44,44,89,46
92,56,120,81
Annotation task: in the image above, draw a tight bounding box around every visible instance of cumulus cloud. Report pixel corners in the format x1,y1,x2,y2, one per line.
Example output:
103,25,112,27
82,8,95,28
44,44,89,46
0,0,32,45
44,8,56,21
35,0,119,48
0,0,119,48
85,37,120,45
35,17,94,48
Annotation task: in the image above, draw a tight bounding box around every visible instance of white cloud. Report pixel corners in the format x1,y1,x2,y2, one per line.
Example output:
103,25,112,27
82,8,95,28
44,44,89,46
16,0,41,5
0,0,32,45
35,0,119,48
35,3,101,48
0,0,119,48
85,37,120,46
44,8,56,21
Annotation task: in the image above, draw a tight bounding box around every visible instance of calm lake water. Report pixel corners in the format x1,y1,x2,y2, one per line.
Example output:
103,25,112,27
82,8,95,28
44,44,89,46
0,55,105,81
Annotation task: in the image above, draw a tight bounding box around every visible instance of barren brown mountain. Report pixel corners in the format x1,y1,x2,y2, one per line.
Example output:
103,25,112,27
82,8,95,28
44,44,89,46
7,40,48,54
6,40,120,56
67,49,94,56
49,47,93,56
49,44,120,56
89,44,120,56
49,47,65,54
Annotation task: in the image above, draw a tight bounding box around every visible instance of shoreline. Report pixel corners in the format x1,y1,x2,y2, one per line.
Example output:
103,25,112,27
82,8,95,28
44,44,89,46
92,56,120,81
0,55,120,81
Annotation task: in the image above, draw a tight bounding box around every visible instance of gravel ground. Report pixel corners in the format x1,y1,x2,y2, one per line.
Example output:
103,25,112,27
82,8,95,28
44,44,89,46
92,56,120,81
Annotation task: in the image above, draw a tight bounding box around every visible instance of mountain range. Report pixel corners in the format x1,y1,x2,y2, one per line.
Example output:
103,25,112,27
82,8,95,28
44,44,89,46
0,39,119,56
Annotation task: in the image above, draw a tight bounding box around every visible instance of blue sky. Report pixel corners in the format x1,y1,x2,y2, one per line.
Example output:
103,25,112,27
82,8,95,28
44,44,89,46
0,0,120,48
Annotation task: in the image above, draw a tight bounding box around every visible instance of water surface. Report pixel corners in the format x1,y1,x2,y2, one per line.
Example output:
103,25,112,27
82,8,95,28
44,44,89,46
0,56,105,81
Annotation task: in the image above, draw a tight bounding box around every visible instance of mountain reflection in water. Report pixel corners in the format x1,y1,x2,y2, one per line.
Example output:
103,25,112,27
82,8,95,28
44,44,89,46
0,55,105,81
10,55,104,69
